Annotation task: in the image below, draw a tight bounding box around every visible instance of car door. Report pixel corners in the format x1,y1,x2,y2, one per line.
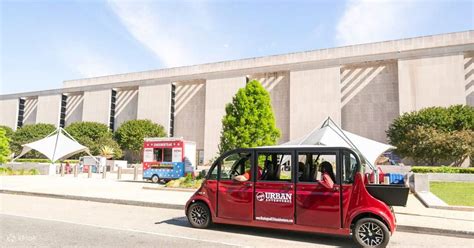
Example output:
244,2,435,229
217,150,254,221
295,150,341,229
254,150,295,224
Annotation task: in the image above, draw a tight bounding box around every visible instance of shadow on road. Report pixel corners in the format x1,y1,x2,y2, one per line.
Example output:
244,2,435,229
155,217,353,247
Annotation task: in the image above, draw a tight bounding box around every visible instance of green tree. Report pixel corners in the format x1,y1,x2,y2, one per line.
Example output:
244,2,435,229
218,80,280,154
11,123,56,158
114,119,167,157
387,105,474,166
65,122,123,159
0,128,12,164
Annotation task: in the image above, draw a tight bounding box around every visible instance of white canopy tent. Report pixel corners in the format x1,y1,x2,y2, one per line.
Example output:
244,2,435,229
281,117,394,171
13,128,97,171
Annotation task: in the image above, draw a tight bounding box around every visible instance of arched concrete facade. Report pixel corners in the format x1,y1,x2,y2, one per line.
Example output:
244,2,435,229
1,31,473,163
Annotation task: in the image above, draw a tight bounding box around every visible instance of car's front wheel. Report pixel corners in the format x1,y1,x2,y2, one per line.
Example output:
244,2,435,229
352,217,390,248
187,202,211,228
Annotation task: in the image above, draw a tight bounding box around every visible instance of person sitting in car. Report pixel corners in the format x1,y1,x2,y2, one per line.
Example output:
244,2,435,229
320,161,335,189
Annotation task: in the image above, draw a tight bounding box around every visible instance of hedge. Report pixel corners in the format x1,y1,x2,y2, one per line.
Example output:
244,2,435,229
10,158,79,163
411,166,474,174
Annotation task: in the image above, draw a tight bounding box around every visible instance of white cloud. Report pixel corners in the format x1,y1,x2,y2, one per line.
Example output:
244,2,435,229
59,44,122,78
107,1,218,68
336,0,418,46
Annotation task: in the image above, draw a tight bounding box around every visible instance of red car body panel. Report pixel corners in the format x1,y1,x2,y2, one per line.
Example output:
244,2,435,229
185,148,396,237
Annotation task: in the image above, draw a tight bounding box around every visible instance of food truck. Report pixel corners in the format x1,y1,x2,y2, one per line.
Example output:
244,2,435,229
185,146,408,248
142,137,196,183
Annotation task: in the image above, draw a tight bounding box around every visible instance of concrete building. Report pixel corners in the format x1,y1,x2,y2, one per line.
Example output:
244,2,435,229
1,31,473,164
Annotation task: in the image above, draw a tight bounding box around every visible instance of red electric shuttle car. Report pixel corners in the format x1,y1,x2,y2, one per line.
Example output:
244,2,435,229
186,146,405,248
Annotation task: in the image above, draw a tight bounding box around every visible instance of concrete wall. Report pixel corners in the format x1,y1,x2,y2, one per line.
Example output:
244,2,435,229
65,94,83,126
204,76,246,162
0,98,18,129
35,94,61,126
174,80,206,150
251,72,290,144
114,88,138,130
23,97,38,125
82,90,111,125
465,54,473,106
398,54,466,113
289,67,341,140
341,62,399,143
137,83,171,132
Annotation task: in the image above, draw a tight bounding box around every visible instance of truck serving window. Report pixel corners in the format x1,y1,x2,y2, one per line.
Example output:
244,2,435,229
163,148,173,162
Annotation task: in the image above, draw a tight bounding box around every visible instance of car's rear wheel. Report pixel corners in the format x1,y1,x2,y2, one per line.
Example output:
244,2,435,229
187,202,211,228
352,217,390,248
151,175,160,183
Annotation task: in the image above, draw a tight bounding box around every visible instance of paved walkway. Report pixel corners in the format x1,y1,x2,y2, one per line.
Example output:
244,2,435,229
1,175,473,237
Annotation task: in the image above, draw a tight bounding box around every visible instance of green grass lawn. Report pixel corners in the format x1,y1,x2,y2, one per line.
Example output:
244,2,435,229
430,182,474,206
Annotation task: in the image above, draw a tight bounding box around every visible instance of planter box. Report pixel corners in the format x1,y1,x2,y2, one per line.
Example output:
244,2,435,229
366,184,410,206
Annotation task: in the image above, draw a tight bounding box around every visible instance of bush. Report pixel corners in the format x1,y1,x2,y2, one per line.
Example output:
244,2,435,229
387,105,474,166
0,125,14,140
411,166,474,174
165,174,203,189
218,80,280,154
0,128,11,164
114,119,167,158
12,158,79,163
65,122,123,159
0,167,41,175
11,123,56,158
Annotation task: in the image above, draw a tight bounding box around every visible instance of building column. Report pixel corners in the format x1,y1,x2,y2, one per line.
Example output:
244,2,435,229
203,76,246,163
137,83,171,133
289,67,341,140
398,54,466,113
36,94,61,126
82,90,111,125
0,99,19,130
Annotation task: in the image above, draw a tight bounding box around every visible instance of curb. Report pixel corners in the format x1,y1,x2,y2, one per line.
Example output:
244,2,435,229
0,189,185,210
397,225,474,239
142,186,196,192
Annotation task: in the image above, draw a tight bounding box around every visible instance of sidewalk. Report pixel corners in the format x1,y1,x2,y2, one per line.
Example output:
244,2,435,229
1,175,473,238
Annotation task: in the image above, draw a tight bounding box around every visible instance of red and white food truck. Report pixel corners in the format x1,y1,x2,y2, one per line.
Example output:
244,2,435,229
142,137,196,183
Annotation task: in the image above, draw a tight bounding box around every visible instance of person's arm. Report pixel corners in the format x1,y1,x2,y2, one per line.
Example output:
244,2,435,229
320,173,334,189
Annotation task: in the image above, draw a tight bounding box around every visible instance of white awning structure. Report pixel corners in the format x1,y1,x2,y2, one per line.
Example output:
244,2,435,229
13,127,94,163
282,117,394,169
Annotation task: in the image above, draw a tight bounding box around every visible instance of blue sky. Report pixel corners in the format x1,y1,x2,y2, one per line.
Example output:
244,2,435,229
1,0,472,94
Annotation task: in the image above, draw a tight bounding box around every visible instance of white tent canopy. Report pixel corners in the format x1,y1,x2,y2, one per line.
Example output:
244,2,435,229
13,127,94,163
282,117,394,169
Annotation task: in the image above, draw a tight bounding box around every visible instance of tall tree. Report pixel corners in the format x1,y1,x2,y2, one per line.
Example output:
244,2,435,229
219,80,280,154
114,119,167,159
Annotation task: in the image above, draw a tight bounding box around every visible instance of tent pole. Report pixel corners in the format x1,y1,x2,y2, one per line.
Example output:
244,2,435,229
325,118,378,180
51,128,61,163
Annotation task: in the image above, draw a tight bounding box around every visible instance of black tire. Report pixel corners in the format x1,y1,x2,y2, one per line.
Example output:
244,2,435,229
187,202,211,228
352,217,390,248
151,175,160,183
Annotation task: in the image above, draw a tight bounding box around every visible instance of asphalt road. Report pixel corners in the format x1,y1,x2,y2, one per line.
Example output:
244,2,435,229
1,194,473,248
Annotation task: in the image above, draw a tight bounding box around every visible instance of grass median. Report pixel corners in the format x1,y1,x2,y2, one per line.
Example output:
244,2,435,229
430,181,474,206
